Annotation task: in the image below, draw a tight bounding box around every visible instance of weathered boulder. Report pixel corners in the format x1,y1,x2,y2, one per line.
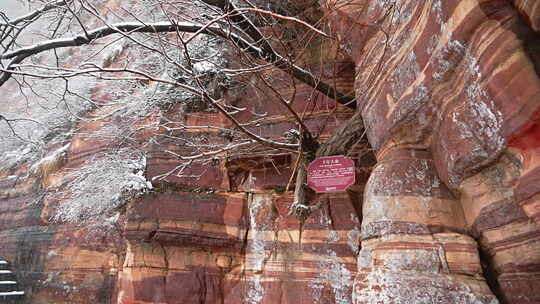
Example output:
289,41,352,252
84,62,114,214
324,0,540,303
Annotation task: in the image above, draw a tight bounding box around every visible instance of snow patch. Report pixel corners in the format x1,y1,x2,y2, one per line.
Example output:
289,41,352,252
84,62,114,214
245,194,272,304
246,274,264,304
328,230,340,243
433,39,505,185
30,143,70,178
347,227,361,255
309,249,354,304
355,269,499,303
52,148,151,228
432,0,443,25
391,51,421,100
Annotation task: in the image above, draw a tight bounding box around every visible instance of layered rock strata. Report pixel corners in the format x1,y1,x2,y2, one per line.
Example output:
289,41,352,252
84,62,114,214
324,0,540,303
0,3,366,301
115,57,366,303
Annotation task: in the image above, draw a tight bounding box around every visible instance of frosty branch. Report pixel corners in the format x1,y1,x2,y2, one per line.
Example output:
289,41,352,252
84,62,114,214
0,6,356,162
0,7,355,107
0,0,371,227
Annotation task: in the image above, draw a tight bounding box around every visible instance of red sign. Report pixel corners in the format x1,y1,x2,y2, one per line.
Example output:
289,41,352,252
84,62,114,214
307,156,355,193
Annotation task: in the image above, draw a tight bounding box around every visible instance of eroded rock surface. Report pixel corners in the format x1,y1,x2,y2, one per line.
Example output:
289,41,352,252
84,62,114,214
324,0,540,303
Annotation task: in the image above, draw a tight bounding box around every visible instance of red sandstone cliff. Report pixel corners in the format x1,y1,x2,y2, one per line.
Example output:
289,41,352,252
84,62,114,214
324,0,540,303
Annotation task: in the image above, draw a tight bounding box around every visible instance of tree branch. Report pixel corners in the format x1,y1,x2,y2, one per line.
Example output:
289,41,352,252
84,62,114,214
0,0,72,27
200,0,357,108
1,17,356,108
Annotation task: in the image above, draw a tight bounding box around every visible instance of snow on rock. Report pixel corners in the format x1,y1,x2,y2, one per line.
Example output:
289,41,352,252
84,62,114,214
52,149,151,228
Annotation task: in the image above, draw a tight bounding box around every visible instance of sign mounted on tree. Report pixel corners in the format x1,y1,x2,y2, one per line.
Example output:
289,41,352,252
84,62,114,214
307,156,355,193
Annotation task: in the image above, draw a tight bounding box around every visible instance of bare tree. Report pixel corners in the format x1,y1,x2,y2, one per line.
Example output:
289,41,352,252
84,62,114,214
0,0,370,227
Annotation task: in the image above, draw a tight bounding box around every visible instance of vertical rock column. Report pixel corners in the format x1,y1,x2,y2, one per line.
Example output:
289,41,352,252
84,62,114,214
238,189,360,304
244,193,276,304
460,152,540,304
355,150,497,303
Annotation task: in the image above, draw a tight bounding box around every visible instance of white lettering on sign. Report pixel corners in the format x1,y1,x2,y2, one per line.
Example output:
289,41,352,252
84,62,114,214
322,159,340,165
307,155,355,193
